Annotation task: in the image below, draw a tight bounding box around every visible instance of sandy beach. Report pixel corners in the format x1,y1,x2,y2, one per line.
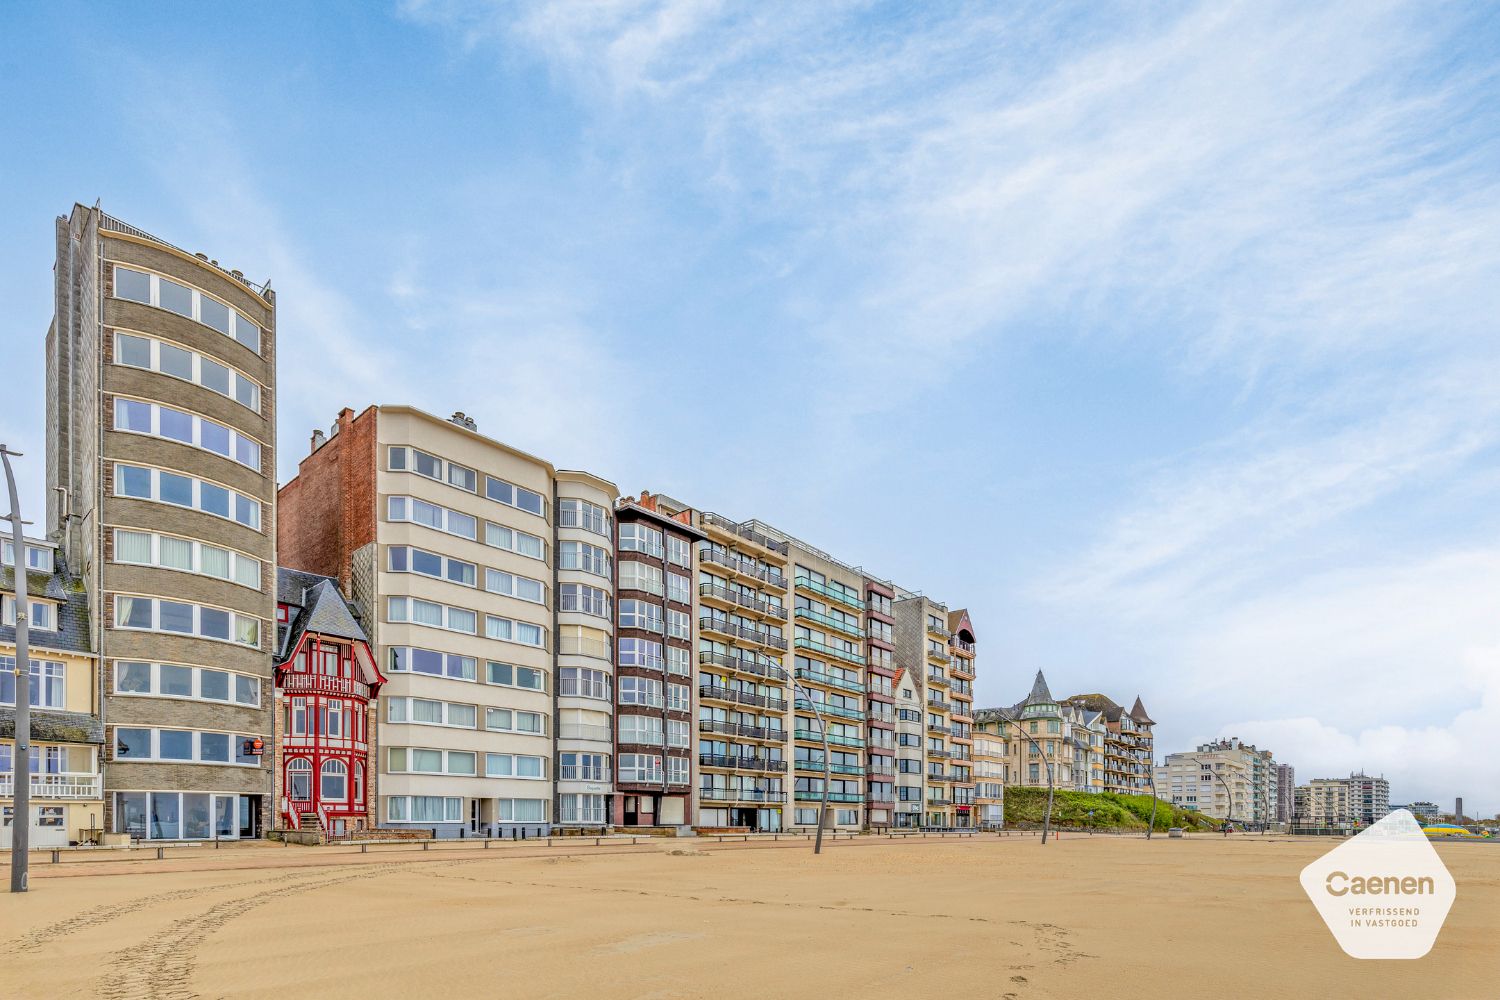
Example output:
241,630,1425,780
0,833,1494,1000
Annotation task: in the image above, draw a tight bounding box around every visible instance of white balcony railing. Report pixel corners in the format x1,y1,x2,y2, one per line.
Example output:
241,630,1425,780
0,773,103,799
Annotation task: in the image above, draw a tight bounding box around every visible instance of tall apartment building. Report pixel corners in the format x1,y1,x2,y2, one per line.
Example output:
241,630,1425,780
609,493,703,829
2,537,103,846
1065,691,1155,794
278,405,617,836
863,577,897,828
971,726,1008,828
892,667,925,827
1155,738,1276,824
780,531,870,833
1275,763,1296,824
48,205,277,841
894,595,977,827
690,511,790,831
1297,773,1390,828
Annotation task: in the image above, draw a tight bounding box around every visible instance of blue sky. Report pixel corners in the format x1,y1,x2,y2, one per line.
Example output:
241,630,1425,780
3,1,1498,814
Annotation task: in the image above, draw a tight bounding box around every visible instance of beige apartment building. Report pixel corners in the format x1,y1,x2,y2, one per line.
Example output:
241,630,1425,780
49,205,277,841
893,595,977,827
279,405,618,835
2,537,104,846
1155,738,1277,825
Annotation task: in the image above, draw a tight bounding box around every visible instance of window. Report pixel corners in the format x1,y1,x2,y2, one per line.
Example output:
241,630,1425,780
666,536,691,568
112,265,262,352
666,645,691,676
618,599,663,632
113,662,259,707
387,697,477,729
561,584,611,619
388,647,477,682
484,568,547,604
387,596,477,635
560,753,609,782
668,683,690,711
114,529,260,589
618,715,664,746
483,615,546,647
667,719,690,747
387,546,477,587
113,333,261,411
386,496,477,540
447,462,477,493
483,753,546,778
287,758,312,800
618,753,663,783
500,799,548,823
113,727,262,766
619,524,665,558
485,661,545,690
667,572,691,605
484,475,546,516
483,708,547,735
483,521,546,560
113,463,261,529
559,498,609,536
619,676,663,708
557,794,605,824
558,667,610,700
113,398,261,470
619,562,664,596
0,659,65,709
618,638,664,671
1,541,54,572
386,796,463,824
113,595,260,647
387,747,479,776
321,760,347,800
1,598,55,630
666,609,691,640
558,541,610,577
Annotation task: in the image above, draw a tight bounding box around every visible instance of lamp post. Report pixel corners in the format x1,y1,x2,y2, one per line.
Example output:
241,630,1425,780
3,445,32,893
791,678,832,855
1147,756,1159,839
998,711,1054,846
1211,766,1236,835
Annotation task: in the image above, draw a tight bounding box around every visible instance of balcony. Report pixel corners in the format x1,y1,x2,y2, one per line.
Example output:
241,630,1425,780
950,661,975,680
794,791,865,803
794,698,864,723
926,698,953,713
793,606,864,639
946,773,974,784
926,649,953,666
701,512,789,556
698,719,786,742
700,616,787,651
558,635,611,659
926,772,950,783
927,723,951,736
794,760,864,776
699,582,788,621
927,623,952,640
699,683,788,712
282,673,371,699
698,649,788,682
699,753,787,773
794,665,865,695
867,763,896,777
793,575,864,611
794,728,864,749
927,797,953,807
793,636,866,667
700,787,782,803
0,773,102,799
949,636,975,655
926,748,951,759
699,546,786,589
558,724,612,742
926,672,950,689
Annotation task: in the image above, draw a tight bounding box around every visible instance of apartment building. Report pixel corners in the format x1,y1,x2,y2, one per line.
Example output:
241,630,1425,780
1295,773,1390,828
1275,763,1296,824
691,511,790,831
894,595,974,827
863,577,897,828
972,727,1008,828
1347,772,1391,826
892,667,926,827
2,537,103,846
779,531,869,833
610,493,704,829
48,205,277,841
1064,692,1156,794
1155,738,1276,824
278,405,617,836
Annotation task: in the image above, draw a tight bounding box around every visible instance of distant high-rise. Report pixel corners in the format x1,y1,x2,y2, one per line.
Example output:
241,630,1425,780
1455,797,1464,822
1275,763,1295,823
49,204,277,841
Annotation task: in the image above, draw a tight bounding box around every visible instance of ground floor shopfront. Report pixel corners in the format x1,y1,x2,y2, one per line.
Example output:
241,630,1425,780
111,790,263,841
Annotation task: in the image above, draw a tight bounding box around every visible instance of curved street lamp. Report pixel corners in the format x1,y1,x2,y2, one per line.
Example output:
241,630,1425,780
1147,755,1159,839
1211,766,1237,835
3,445,32,893
996,710,1055,846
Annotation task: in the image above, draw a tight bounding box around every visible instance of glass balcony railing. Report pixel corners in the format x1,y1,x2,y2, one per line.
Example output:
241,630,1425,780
794,665,866,694
794,790,865,803
793,575,864,611
794,698,864,722
794,636,866,667
793,606,864,639
794,728,864,748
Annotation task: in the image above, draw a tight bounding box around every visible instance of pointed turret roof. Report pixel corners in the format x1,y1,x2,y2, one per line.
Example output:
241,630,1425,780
1025,670,1054,706
1129,696,1155,726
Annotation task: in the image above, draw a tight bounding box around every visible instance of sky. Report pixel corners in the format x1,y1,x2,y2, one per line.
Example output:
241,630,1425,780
2,1,1498,815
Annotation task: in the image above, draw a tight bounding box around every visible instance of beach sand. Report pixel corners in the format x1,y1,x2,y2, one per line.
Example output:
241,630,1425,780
0,832,1494,999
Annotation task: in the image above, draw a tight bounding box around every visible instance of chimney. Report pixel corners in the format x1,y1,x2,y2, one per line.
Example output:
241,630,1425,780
449,411,478,432
311,429,326,453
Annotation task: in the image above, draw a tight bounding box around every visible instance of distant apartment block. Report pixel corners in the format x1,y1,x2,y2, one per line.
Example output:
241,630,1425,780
1297,772,1389,828
49,205,277,841
1275,763,1295,824
1155,738,1277,825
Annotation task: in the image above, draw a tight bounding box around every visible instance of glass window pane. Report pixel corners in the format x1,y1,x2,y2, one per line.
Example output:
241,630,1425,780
116,333,152,368
116,728,151,759
234,377,258,410
158,278,193,317
199,296,231,335
234,314,260,353
200,669,229,701
200,420,230,456
183,793,212,839
159,342,193,380
234,616,259,647
117,596,154,629
117,662,152,693
150,792,181,839
159,407,193,443
115,530,153,564
199,732,230,762
198,606,230,640
160,664,193,696
159,730,193,760
200,482,231,517
115,267,151,303
118,464,152,498
235,494,259,528
159,536,193,570
115,398,153,433
199,545,230,579
200,357,231,395
160,472,193,507
235,675,258,705
234,436,259,469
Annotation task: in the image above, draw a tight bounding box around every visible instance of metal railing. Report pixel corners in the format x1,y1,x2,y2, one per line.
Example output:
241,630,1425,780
793,606,864,639
699,547,786,588
699,684,788,711
0,774,102,799
700,616,788,650
794,665,865,694
701,512,790,555
793,575,864,611
697,649,788,681
793,636,866,666
699,582,787,620
698,753,787,773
